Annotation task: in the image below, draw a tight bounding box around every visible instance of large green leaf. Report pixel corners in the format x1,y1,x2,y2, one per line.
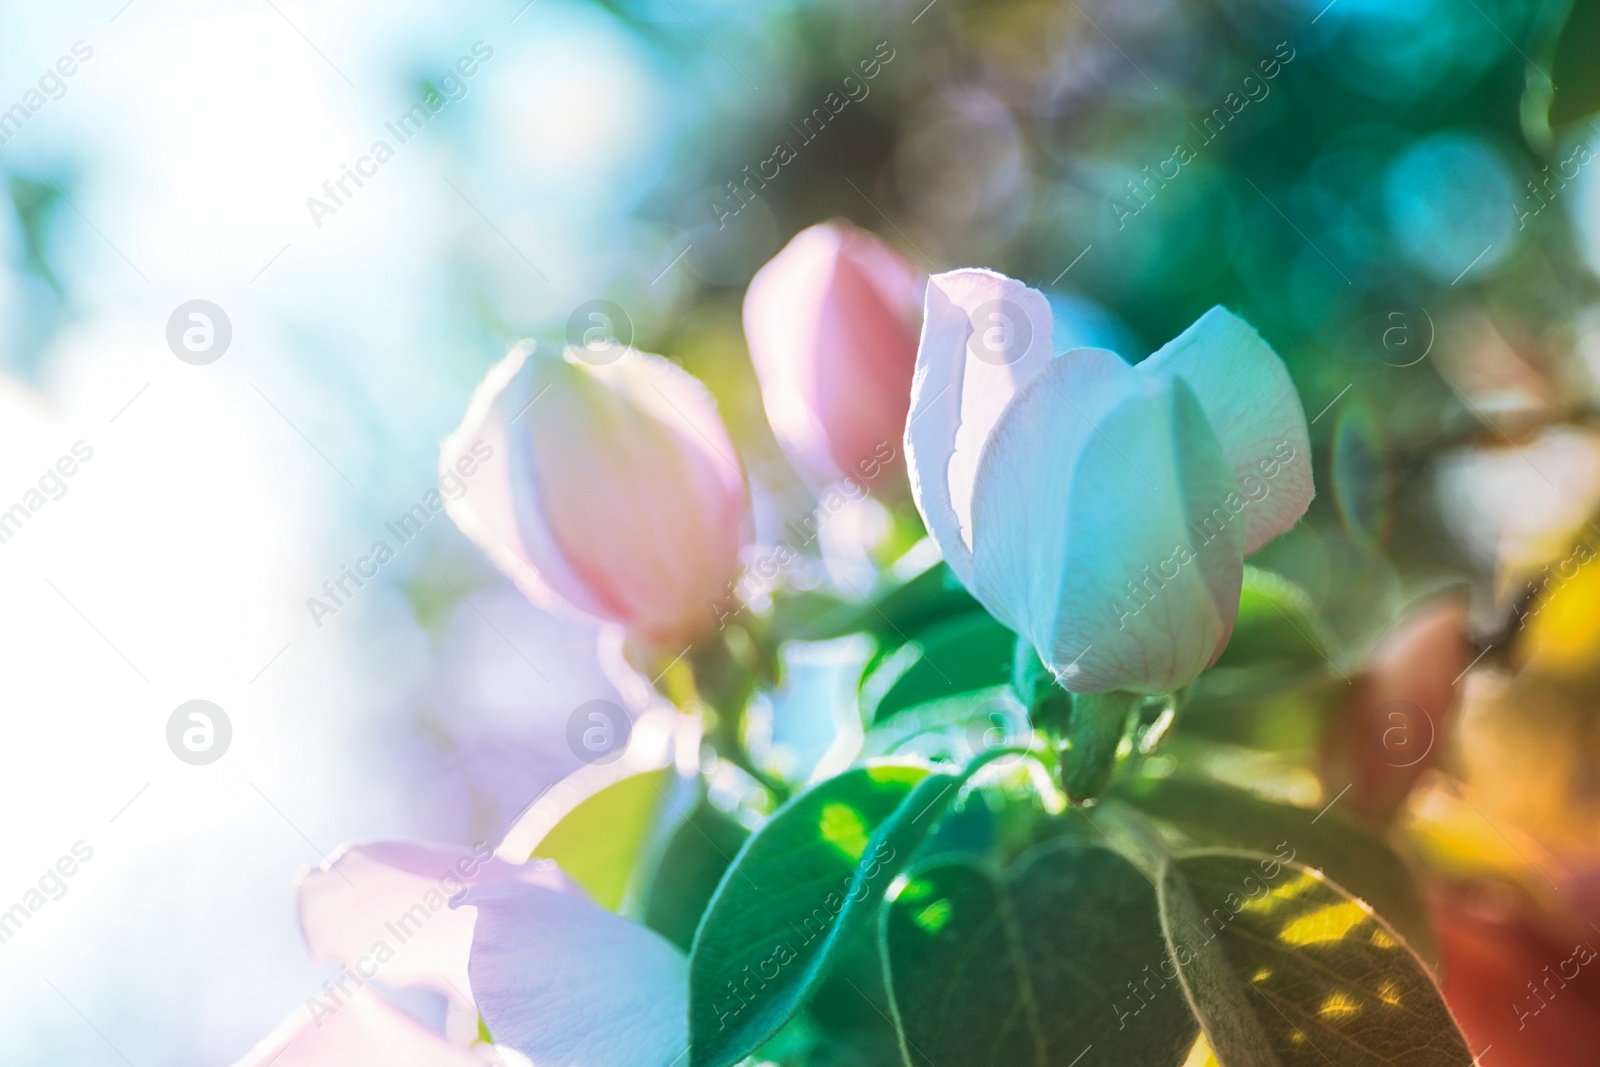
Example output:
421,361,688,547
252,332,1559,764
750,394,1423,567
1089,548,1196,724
862,612,1016,725
882,840,1200,1066
529,766,677,911
688,762,969,1067
1158,849,1472,1066
1112,774,1438,965
641,798,750,952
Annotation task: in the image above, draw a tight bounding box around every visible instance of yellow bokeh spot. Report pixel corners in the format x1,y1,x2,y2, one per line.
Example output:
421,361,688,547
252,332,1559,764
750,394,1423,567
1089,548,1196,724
818,803,871,862
913,898,953,935
1180,1033,1220,1067
1279,901,1370,946
1241,872,1319,914
1377,979,1402,1007
1318,992,1360,1020
1251,968,1273,983
1370,928,1396,949
1520,556,1600,677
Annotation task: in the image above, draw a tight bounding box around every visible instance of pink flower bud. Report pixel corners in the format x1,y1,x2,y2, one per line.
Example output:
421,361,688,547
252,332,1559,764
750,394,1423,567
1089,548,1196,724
441,343,747,653
743,220,922,493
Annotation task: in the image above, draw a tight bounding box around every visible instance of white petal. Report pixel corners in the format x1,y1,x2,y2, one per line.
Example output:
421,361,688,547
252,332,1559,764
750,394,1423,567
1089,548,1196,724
1137,307,1313,554
228,987,485,1067
971,355,1244,693
905,269,1055,585
299,842,577,1010
962,347,1141,631
458,879,689,1067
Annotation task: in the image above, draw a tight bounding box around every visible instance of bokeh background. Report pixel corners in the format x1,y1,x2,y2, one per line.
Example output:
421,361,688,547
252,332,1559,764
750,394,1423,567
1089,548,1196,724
4,0,1600,1063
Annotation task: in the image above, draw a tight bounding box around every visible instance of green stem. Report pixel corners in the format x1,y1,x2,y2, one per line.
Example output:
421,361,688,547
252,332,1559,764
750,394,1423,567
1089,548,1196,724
687,636,791,803
709,713,790,803
1061,691,1140,803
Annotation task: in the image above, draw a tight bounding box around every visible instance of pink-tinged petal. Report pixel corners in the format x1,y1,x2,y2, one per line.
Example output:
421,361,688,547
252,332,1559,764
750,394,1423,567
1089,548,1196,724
228,987,485,1067
971,354,1243,693
298,841,577,1010
440,343,613,623
1137,306,1313,554
457,879,689,1067
529,350,746,650
443,343,748,651
905,269,1055,585
744,221,921,490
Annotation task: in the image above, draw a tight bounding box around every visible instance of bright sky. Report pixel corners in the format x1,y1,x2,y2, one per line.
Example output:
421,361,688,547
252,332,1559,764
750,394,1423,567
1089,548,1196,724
0,2,675,1063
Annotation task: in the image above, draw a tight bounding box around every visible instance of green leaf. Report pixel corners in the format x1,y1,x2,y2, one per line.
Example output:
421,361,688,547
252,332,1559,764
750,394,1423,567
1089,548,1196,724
1181,668,1344,751
869,561,982,640
529,767,677,911
859,684,1019,763
688,762,970,1067
769,590,862,642
768,562,979,645
1158,849,1472,1066
882,840,1200,1066
862,612,1016,725
1551,0,1600,126
1112,774,1438,965
641,798,751,952
1216,567,1329,672
747,1012,905,1067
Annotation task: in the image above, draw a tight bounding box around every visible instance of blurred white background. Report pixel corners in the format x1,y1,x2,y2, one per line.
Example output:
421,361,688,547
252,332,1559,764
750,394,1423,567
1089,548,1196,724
0,1,694,1062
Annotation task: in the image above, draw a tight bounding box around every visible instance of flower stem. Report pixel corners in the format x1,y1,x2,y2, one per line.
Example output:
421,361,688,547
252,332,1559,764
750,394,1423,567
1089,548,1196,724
686,633,791,803
1061,690,1140,803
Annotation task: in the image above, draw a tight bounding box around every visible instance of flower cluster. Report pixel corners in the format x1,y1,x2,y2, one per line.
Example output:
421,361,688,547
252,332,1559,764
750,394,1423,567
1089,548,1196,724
230,222,1336,1067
